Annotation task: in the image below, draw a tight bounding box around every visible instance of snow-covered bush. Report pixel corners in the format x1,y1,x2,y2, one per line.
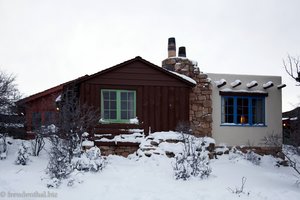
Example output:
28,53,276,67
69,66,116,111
72,146,105,172
173,134,211,180
245,150,261,165
46,178,61,188
0,133,7,159
15,142,30,165
46,136,72,187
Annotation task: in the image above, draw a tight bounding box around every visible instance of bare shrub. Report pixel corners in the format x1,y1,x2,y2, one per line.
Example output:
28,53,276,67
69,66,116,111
263,133,300,185
173,122,212,180
227,177,250,196
245,150,261,165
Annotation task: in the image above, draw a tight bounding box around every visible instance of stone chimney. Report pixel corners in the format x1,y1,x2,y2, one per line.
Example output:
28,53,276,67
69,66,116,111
162,37,212,138
162,38,199,77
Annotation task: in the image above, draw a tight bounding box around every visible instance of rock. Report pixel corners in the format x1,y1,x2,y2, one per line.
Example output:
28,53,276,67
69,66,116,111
165,151,175,158
150,140,159,146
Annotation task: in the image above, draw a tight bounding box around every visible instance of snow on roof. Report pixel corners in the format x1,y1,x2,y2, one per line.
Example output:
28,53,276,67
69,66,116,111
214,79,226,87
263,81,274,89
169,71,197,85
277,84,286,89
230,80,241,87
221,88,268,94
55,94,61,102
246,80,258,88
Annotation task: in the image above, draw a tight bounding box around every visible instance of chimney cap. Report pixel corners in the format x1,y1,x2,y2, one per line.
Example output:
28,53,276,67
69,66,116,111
168,37,176,44
168,37,176,51
178,46,186,57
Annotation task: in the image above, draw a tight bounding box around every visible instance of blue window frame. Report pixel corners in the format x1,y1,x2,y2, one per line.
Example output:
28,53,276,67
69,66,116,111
221,96,265,126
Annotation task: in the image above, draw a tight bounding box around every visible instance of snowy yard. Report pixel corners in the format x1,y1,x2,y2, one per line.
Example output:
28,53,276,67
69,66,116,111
0,136,300,200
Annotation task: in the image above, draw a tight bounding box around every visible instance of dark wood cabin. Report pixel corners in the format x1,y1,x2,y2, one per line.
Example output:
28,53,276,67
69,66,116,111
18,57,195,147
78,56,195,136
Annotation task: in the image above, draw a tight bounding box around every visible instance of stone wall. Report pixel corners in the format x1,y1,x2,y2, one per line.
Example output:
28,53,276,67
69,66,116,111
96,141,139,157
162,57,212,137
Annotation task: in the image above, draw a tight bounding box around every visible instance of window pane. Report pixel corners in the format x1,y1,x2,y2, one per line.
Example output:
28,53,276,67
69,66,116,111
252,98,264,124
226,115,234,123
103,91,109,100
110,101,116,109
104,111,109,119
128,92,134,101
110,111,116,119
237,97,248,124
44,112,54,125
102,90,117,120
128,101,134,110
32,112,41,130
110,91,116,100
222,97,234,123
104,101,109,109
121,111,128,119
121,101,127,109
121,92,127,100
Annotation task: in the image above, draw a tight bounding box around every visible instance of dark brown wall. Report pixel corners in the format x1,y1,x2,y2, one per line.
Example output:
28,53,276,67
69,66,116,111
24,91,60,132
79,60,191,134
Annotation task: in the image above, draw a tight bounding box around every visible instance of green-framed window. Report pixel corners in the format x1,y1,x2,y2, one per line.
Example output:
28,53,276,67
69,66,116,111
101,89,136,123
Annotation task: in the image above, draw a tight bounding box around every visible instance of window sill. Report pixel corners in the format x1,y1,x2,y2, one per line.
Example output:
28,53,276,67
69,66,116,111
99,118,139,125
220,123,267,127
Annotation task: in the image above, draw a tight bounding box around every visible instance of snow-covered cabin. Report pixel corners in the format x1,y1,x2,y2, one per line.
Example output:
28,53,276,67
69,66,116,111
17,37,285,155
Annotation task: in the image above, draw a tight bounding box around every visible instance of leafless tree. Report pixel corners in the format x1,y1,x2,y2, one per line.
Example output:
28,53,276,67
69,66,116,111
283,55,300,85
0,70,21,159
0,70,21,114
56,84,99,162
47,83,99,185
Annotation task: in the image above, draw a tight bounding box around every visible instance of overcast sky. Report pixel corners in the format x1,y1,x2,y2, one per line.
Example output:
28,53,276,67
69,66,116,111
1,0,300,112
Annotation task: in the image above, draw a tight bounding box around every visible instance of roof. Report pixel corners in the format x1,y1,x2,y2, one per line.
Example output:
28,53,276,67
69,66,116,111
78,56,196,86
17,75,89,105
283,107,300,118
17,56,196,104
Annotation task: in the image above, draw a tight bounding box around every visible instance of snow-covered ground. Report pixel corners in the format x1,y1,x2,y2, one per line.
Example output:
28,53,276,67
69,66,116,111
0,136,300,200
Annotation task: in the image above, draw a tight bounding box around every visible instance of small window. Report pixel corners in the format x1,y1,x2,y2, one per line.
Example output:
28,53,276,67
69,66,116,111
32,112,41,130
221,96,265,126
101,90,136,123
44,111,55,125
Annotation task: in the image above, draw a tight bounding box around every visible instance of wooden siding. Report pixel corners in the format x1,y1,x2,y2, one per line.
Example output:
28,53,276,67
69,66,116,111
79,60,192,135
24,91,60,132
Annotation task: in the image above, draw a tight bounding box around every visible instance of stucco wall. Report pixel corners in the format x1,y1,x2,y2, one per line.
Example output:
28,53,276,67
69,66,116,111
207,73,282,146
